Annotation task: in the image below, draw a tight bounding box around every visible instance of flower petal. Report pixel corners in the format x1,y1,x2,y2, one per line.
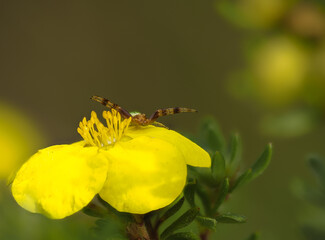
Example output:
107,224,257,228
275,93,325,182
12,142,108,219
126,126,211,167
99,136,187,214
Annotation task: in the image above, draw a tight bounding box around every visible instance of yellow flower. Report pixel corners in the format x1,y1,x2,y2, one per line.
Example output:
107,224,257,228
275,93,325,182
252,36,309,106
0,102,44,181
12,110,210,219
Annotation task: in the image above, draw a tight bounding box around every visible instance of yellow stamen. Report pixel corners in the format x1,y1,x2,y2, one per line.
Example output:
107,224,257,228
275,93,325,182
77,109,132,147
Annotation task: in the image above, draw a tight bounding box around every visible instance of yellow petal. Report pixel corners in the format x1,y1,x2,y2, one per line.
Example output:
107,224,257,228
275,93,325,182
126,126,211,167
99,136,187,214
12,143,108,219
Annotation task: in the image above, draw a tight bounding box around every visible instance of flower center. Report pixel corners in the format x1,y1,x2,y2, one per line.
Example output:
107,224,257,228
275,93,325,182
77,109,132,147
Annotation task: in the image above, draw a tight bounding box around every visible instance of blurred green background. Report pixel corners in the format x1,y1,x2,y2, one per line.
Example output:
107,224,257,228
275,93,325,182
1,1,325,239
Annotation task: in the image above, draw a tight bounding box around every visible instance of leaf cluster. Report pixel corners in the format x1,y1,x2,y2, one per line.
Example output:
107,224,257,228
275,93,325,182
157,117,272,239
81,117,272,240
190,118,271,208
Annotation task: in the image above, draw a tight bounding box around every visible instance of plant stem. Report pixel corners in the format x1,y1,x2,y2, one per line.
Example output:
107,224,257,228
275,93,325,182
144,215,159,240
126,214,158,240
200,229,211,240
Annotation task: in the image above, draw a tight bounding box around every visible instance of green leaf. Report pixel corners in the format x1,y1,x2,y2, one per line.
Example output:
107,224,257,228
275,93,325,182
161,207,200,240
191,167,217,188
218,141,271,193
260,110,316,138
165,232,200,240
230,169,252,193
247,143,272,182
215,213,246,223
184,182,196,207
200,117,226,152
196,216,217,231
93,217,127,240
245,232,259,240
211,151,226,183
160,197,185,223
301,225,325,240
229,133,241,165
291,178,325,208
214,178,229,211
216,0,249,29
308,156,325,187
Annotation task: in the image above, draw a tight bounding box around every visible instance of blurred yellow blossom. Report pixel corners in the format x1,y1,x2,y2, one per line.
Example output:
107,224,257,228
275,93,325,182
251,36,309,106
12,109,210,219
0,102,44,181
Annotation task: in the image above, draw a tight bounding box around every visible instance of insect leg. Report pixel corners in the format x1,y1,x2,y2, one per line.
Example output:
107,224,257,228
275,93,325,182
91,96,132,119
149,107,197,122
151,121,169,129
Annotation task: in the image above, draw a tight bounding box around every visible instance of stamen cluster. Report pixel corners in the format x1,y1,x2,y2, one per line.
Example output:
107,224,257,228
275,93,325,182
77,109,131,147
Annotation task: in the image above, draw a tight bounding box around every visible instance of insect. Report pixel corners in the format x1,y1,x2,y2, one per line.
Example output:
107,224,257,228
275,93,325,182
91,96,197,127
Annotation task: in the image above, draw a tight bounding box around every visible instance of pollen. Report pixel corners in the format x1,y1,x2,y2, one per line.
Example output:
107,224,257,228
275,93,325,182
77,109,132,147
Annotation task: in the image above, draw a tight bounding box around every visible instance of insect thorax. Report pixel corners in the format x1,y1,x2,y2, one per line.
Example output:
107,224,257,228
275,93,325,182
131,113,151,126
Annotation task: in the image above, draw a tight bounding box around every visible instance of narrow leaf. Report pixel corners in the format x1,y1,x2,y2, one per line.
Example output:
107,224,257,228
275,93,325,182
292,178,325,207
196,216,217,231
160,197,185,223
161,207,199,240
216,213,246,223
211,151,226,183
191,168,217,188
230,143,272,192
184,182,196,207
229,133,241,165
230,169,252,193
200,117,226,152
214,178,229,211
248,143,272,181
165,232,199,240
